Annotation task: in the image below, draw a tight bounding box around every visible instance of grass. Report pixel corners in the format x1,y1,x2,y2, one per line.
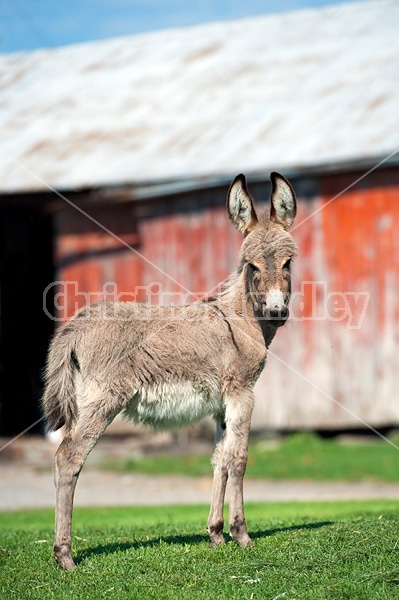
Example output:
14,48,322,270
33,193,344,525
1,501,399,598
100,432,399,482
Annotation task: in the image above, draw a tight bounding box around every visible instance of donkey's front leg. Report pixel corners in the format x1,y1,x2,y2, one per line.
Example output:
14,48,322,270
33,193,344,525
225,390,254,547
207,417,228,546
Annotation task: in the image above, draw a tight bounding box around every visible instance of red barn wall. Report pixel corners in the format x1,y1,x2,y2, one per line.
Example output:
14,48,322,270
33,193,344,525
53,167,399,430
259,168,399,429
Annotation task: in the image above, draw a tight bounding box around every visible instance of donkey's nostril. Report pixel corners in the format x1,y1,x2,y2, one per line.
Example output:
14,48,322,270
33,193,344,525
268,305,289,320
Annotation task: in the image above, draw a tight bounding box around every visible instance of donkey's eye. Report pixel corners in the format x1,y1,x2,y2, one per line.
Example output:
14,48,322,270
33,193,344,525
248,263,260,273
283,258,292,270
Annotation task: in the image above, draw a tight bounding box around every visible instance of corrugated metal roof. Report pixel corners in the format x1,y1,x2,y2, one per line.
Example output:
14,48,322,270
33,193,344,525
0,0,398,194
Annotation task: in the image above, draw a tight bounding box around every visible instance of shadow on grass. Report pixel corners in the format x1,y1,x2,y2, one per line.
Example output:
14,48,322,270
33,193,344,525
75,520,333,566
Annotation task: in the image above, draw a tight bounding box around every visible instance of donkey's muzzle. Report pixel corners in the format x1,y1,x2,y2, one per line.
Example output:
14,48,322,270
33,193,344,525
262,305,289,327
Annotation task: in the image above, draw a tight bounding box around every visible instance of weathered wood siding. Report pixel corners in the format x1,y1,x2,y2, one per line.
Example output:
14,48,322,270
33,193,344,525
259,169,399,429
53,167,399,429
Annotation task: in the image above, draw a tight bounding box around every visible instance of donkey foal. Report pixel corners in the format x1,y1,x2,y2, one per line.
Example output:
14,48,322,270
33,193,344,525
42,172,297,570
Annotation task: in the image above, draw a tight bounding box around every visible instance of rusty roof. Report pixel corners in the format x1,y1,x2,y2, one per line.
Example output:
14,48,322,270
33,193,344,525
0,0,398,194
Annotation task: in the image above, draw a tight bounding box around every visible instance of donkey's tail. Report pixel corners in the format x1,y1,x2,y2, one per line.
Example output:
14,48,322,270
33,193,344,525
41,325,78,433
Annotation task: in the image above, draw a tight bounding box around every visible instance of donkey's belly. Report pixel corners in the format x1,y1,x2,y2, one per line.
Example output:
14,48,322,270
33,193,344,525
124,381,222,429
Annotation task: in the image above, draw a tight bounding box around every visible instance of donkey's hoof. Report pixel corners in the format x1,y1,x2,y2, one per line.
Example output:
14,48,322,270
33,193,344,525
54,545,76,570
55,554,76,570
230,532,254,547
237,535,254,548
209,534,225,548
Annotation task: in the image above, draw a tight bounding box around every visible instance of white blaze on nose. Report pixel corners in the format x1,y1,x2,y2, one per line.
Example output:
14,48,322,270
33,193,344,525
265,289,285,310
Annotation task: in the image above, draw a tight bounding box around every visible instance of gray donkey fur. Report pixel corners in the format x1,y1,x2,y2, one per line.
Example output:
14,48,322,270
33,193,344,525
42,172,297,570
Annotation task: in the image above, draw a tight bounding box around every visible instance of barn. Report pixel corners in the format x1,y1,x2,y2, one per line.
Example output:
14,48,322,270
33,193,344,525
0,0,398,436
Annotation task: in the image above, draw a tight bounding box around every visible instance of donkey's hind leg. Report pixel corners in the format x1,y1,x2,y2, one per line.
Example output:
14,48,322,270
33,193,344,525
53,400,118,570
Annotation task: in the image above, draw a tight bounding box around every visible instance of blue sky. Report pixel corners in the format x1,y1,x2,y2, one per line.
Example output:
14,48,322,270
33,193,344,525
1,0,359,54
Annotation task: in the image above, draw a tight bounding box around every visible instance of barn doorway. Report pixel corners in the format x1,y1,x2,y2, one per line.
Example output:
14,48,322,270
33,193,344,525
0,207,54,436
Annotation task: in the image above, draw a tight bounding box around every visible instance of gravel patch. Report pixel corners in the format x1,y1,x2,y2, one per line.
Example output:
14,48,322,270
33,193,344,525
2,464,399,510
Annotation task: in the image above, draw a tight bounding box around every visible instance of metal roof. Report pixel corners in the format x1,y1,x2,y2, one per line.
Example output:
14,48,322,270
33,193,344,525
0,0,398,194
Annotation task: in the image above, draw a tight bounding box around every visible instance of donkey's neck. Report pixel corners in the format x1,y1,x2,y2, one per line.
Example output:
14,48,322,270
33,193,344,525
256,318,278,348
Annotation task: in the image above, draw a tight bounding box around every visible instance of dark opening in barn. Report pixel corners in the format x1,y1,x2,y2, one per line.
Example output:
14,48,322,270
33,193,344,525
0,203,54,435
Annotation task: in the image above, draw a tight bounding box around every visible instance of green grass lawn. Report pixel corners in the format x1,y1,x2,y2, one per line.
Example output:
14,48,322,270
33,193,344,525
100,432,399,482
1,501,399,599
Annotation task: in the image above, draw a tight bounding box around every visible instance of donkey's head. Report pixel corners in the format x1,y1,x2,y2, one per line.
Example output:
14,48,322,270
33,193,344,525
227,172,297,327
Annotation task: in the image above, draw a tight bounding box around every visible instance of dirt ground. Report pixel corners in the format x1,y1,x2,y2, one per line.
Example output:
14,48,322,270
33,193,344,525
1,435,399,511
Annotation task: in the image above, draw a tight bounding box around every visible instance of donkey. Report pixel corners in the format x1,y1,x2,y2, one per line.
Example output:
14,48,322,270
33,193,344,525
42,171,297,570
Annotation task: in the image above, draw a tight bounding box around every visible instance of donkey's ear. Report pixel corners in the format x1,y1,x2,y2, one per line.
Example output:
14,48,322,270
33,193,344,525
227,174,258,236
270,172,297,230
